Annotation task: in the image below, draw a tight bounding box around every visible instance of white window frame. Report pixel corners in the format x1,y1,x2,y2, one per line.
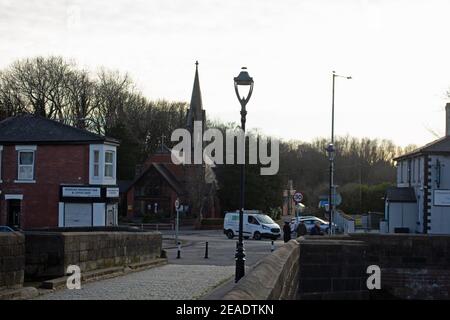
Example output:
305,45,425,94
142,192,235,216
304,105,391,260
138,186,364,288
93,150,100,178
15,145,37,183
104,150,115,179
89,144,117,185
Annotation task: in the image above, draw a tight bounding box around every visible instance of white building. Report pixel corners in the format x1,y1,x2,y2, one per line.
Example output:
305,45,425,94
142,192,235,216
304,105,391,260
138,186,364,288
384,103,450,234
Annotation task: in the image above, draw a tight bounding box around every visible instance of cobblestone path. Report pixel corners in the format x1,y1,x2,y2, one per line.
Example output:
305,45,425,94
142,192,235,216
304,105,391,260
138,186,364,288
36,264,235,300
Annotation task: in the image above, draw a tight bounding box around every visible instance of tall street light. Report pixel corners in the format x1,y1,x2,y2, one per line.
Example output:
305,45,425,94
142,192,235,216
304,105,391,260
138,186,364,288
326,143,335,234
234,67,254,282
329,71,351,235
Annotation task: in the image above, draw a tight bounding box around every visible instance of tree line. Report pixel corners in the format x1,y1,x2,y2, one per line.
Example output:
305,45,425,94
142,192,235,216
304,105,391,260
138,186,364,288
0,56,187,179
0,56,415,216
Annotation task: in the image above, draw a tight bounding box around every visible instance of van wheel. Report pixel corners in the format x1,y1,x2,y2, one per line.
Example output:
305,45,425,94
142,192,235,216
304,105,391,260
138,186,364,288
253,232,261,240
226,230,234,239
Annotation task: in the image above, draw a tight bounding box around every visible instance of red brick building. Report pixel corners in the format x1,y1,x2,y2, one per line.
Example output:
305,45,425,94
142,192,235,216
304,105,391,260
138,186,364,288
0,115,120,229
124,146,186,219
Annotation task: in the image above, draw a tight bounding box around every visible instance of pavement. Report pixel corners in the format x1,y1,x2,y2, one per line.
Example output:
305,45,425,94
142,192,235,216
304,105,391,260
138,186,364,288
35,229,284,300
36,264,235,300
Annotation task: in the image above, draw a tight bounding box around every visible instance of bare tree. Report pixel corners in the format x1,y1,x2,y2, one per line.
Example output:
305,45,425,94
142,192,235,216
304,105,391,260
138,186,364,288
1,56,73,118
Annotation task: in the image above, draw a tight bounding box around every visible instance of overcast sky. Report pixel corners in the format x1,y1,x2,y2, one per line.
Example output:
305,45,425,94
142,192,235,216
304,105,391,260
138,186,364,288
1,0,450,146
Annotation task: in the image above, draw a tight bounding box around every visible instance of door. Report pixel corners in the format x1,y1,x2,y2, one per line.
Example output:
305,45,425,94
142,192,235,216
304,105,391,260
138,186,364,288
106,203,118,226
64,203,92,227
245,215,260,237
7,200,21,229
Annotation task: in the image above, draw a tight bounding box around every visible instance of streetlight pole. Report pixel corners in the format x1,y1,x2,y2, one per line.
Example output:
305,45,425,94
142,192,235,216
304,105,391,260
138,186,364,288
326,143,335,235
233,67,254,283
329,71,351,235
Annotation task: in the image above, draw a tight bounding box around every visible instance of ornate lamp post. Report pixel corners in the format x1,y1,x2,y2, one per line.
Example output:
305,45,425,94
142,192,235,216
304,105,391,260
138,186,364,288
233,67,254,282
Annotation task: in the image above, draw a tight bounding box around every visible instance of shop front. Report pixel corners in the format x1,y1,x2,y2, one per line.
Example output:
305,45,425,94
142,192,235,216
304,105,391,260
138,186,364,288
58,185,119,227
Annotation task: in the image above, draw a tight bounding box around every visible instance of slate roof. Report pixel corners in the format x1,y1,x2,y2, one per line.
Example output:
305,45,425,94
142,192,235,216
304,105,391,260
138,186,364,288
394,136,450,161
0,114,119,145
126,162,184,195
386,187,417,203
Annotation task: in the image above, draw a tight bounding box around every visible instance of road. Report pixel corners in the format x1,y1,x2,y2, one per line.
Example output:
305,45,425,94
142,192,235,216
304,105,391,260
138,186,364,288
36,229,284,300
162,229,284,266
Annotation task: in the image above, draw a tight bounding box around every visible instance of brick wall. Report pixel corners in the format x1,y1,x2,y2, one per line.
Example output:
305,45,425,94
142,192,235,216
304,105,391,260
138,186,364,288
0,233,25,289
25,231,162,279
0,144,89,229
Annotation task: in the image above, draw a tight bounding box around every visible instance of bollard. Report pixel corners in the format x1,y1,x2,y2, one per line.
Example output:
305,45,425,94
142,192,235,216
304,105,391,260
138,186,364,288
271,240,275,252
204,241,209,259
176,242,181,259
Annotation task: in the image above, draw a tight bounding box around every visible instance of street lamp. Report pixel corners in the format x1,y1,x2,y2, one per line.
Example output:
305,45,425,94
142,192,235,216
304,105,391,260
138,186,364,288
331,71,352,144
326,143,335,234
234,67,254,283
329,71,351,235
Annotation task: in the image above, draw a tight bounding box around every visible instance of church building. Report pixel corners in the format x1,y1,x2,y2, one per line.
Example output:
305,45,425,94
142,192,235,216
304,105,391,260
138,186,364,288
123,62,220,222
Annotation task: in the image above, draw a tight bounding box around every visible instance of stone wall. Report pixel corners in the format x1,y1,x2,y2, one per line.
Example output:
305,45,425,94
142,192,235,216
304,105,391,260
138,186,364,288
345,233,450,299
0,233,25,289
25,231,162,279
345,234,450,268
222,240,300,300
222,234,450,300
297,239,369,299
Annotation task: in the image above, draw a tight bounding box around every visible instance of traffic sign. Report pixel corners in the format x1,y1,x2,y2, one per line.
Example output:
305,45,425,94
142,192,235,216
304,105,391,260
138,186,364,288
333,193,342,206
175,198,180,209
293,192,303,203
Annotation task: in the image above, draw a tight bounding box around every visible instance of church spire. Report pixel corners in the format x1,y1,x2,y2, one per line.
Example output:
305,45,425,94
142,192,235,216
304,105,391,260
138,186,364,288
186,61,204,130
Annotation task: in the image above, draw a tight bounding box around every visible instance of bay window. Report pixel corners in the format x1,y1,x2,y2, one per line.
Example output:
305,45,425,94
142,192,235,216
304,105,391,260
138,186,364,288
89,144,117,185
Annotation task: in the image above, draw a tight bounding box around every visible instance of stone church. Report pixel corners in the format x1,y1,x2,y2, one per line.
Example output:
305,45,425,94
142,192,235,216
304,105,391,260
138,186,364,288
123,62,220,222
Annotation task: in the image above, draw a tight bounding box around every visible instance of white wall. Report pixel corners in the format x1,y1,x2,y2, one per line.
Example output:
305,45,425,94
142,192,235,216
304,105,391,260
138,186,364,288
388,202,417,233
429,155,450,234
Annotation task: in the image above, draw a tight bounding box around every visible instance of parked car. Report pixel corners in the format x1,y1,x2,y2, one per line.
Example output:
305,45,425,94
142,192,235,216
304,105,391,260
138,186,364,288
0,226,15,232
290,216,336,234
290,216,316,232
223,211,281,240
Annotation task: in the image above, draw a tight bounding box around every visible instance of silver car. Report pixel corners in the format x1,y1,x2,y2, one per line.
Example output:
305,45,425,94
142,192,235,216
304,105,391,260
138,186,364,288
290,216,334,234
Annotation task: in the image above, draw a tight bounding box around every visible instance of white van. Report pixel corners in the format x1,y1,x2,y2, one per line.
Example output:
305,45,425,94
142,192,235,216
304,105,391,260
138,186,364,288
223,210,281,240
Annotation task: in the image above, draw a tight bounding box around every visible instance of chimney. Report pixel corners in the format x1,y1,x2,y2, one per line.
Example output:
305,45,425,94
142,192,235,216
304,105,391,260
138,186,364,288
447,103,450,136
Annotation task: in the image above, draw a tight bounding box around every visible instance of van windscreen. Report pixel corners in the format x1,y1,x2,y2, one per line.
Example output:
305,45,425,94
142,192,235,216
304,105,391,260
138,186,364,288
256,214,274,224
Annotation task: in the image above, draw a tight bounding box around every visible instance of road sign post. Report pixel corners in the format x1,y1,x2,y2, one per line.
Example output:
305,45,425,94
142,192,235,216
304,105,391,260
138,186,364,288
293,192,304,224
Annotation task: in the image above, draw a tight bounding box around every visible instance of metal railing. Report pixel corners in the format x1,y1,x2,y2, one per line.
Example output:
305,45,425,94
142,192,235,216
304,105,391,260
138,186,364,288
334,211,355,234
